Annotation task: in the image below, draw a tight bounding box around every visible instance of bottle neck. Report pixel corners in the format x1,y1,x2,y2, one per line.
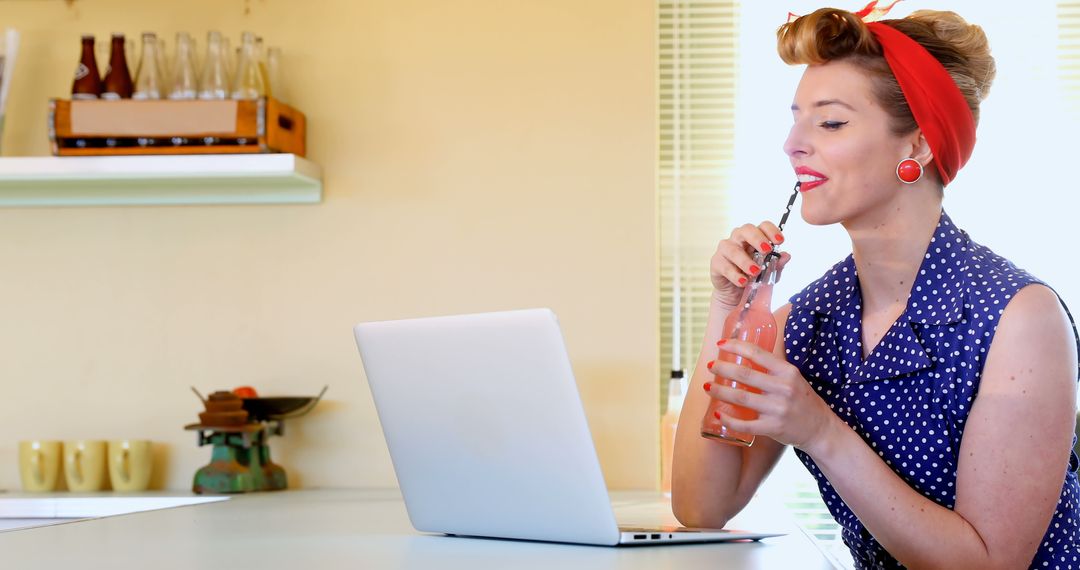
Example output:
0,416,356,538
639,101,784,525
110,38,125,61
738,251,779,310
758,251,781,286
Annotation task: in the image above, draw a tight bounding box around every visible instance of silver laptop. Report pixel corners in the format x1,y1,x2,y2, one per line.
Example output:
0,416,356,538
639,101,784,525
353,308,782,546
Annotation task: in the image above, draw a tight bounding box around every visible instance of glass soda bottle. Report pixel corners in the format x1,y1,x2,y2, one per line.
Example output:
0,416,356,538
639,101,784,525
133,32,164,100
661,370,686,496
71,35,103,100
169,32,198,100
198,31,230,101
231,32,265,100
222,35,235,82
156,36,171,97
101,33,134,100
701,250,781,446
266,47,285,104
255,36,271,98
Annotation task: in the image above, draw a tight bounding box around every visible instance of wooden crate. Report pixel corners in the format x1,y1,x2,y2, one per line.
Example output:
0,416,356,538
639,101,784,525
48,98,306,157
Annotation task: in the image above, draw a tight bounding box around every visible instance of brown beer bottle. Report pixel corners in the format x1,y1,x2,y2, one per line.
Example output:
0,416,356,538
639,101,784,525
71,35,103,99
101,33,133,99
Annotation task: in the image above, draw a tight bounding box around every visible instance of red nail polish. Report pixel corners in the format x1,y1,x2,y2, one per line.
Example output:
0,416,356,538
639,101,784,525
738,276,747,286
703,382,712,392
707,360,714,369
749,265,761,276
714,410,722,420
760,242,772,253
718,339,727,345
774,233,784,242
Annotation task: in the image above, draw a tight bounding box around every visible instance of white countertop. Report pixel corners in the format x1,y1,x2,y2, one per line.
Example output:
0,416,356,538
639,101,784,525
0,489,839,569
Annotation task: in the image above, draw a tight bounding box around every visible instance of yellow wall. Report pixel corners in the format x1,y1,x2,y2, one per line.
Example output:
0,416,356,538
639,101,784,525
0,0,658,490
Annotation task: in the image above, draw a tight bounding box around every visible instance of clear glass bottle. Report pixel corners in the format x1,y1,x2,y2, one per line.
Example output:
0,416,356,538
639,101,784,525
255,36,271,98
222,35,234,84
95,36,109,80
701,251,781,446
198,31,230,101
661,370,686,497
125,36,137,83
132,32,164,100
156,36,171,96
231,31,265,100
266,46,285,103
169,32,198,100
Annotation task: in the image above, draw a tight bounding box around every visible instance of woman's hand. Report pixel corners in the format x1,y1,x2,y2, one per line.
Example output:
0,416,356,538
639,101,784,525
710,221,790,306
705,338,838,453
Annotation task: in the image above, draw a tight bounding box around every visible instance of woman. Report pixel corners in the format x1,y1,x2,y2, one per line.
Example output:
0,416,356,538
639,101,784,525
671,6,1080,569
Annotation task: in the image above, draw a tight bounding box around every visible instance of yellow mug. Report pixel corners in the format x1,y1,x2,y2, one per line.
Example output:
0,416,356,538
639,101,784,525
107,440,153,492
18,440,62,492
63,440,107,492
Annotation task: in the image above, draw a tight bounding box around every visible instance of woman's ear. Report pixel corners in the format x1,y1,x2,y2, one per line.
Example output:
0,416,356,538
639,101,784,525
910,131,934,169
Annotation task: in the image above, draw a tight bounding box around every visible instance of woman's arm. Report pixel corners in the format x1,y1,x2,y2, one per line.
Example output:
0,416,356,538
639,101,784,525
816,284,1077,568
714,284,1077,568
670,297,789,528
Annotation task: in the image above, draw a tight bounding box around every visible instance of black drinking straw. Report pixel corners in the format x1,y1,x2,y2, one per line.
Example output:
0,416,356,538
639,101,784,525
734,181,801,324
752,181,800,285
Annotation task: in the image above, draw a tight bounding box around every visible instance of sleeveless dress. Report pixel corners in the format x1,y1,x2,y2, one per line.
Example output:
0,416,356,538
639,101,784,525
784,210,1080,569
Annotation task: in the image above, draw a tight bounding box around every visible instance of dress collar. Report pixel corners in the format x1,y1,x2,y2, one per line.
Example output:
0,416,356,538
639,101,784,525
790,210,971,326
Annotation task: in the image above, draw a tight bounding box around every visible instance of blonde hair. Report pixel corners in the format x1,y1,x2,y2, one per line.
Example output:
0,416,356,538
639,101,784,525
776,8,996,133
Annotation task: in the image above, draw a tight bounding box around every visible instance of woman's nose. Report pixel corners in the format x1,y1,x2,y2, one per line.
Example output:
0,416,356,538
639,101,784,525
784,123,810,158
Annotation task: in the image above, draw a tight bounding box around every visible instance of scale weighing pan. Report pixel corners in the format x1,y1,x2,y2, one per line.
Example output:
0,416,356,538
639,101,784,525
241,385,328,421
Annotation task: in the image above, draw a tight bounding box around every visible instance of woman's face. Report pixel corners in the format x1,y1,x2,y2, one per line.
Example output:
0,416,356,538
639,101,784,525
783,59,915,226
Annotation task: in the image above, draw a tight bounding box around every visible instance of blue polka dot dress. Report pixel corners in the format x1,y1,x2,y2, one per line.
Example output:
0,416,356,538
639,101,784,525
785,211,1080,569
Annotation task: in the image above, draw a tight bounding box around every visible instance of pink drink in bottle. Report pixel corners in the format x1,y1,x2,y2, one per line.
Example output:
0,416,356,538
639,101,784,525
701,250,780,446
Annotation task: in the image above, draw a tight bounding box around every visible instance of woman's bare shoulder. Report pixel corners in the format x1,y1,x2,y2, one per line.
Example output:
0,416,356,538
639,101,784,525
999,283,1071,333
985,283,1076,389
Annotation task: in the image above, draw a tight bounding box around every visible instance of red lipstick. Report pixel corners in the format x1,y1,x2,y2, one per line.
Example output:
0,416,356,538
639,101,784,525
795,166,828,192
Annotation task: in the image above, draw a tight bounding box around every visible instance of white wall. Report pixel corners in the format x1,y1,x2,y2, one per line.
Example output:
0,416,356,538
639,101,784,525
0,0,659,491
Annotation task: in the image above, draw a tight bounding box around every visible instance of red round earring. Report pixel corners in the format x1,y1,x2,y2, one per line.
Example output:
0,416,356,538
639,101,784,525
896,158,923,184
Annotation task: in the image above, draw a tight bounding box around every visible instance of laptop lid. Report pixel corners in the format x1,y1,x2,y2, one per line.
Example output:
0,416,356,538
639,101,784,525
354,308,622,545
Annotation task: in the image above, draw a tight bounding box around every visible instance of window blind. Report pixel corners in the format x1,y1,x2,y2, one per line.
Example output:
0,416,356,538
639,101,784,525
1060,2,1080,120
657,0,739,412
1059,0,1080,456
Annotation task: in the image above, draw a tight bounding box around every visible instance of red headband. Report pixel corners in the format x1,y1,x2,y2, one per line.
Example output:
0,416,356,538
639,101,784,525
866,22,976,186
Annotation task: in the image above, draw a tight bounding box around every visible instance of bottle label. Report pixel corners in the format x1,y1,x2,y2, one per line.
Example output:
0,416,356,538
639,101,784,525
74,63,90,80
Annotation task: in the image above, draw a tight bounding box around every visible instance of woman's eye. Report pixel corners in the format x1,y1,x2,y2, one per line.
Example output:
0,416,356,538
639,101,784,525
819,120,849,131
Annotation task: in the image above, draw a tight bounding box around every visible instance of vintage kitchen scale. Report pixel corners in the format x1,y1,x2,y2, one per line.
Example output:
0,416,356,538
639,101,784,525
185,386,327,494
